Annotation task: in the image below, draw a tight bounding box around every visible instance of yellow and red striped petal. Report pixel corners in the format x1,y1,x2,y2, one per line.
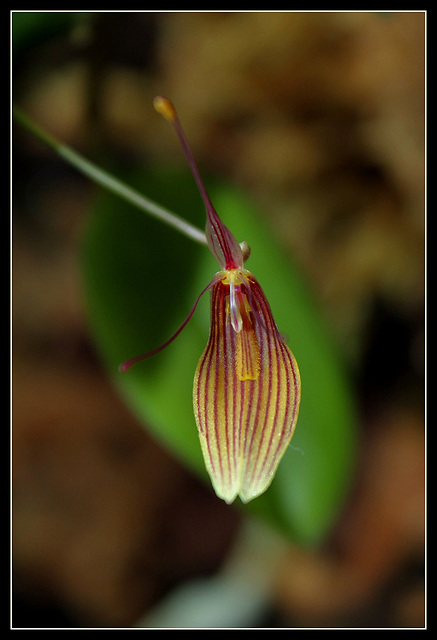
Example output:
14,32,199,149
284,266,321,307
193,271,301,504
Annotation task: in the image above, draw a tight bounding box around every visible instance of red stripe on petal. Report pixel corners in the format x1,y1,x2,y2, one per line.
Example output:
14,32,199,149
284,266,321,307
239,276,301,502
193,272,301,504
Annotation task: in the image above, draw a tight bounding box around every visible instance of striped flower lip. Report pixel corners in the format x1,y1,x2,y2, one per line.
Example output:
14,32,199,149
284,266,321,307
194,268,300,503
120,97,301,504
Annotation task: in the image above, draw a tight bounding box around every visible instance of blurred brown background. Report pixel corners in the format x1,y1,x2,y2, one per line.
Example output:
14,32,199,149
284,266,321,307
12,11,425,628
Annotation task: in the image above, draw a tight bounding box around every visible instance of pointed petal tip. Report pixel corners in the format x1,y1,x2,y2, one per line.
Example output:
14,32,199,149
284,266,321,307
213,482,270,505
238,478,274,504
209,480,239,505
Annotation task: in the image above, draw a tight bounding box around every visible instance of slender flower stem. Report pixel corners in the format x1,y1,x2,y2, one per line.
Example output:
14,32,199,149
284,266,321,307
13,105,208,246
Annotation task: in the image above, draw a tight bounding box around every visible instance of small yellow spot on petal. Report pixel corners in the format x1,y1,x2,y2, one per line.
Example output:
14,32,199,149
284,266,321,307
236,327,260,381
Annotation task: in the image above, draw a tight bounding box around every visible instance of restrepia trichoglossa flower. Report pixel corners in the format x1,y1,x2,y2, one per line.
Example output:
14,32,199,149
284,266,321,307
121,97,301,504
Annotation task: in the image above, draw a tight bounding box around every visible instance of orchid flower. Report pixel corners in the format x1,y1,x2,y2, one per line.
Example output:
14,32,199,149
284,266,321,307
121,97,301,504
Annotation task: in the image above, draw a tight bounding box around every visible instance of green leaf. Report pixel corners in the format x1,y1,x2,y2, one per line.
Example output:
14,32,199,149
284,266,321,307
81,166,357,545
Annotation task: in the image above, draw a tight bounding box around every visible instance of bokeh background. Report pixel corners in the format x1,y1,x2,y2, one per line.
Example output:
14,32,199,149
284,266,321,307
12,11,425,629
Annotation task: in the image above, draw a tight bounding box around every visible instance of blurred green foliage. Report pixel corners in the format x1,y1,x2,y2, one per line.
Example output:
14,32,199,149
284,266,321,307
12,11,83,55
81,166,357,545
